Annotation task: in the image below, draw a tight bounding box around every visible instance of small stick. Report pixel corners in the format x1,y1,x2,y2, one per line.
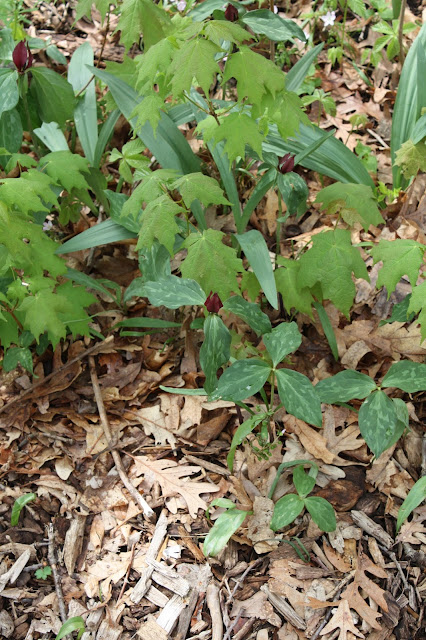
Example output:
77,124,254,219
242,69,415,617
47,524,69,635
206,583,223,640
0,337,114,415
232,618,255,640
118,542,136,601
89,355,155,520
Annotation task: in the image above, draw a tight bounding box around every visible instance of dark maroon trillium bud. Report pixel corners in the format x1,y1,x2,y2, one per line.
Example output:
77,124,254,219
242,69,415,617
205,291,223,313
224,3,239,22
278,153,295,174
12,41,33,73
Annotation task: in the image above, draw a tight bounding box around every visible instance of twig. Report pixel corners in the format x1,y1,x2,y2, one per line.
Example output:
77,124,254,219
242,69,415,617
47,524,70,635
206,582,223,640
118,542,136,601
226,558,263,603
89,355,155,520
421,433,426,478
0,337,114,415
223,610,242,640
232,618,255,640
96,9,110,67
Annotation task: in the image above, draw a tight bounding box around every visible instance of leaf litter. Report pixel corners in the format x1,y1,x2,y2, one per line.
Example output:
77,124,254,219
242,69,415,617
0,2,425,640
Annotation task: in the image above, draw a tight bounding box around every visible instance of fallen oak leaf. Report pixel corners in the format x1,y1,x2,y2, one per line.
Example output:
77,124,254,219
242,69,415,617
130,455,219,518
320,599,364,640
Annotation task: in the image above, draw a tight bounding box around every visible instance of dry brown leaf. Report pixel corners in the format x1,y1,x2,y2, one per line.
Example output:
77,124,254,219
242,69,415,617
396,520,426,545
339,552,388,630
130,455,219,517
230,590,281,627
322,407,364,461
284,415,335,464
322,540,353,573
320,599,364,640
247,496,280,554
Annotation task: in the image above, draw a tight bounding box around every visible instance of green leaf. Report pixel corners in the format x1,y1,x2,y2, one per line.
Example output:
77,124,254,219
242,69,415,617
30,67,76,126
315,183,384,231
17,284,95,347
197,111,265,165
223,46,285,110
276,368,323,427
0,108,22,165
172,173,231,209
380,293,414,325
55,616,85,640
137,195,183,255
210,359,271,402
116,318,180,330
263,321,301,367
396,476,426,532
371,238,424,295
142,275,206,309
203,19,249,46
68,41,98,165
160,386,207,396
236,230,278,309
293,465,316,498
358,390,398,458
241,10,306,42
203,508,249,557
58,219,136,254
0,169,57,214
200,313,231,394
33,121,69,152
0,68,19,117
270,493,305,531
395,139,426,179
412,113,426,144
35,566,52,580
90,68,202,177
3,346,33,374
274,259,314,317
227,413,267,472
265,124,375,187
315,370,377,404
182,229,244,302
261,90,308,140
130,93,164,134
408,281,426,341
39,151,90,193
313,302,339,361
11,493,36,526
75,0,111,22
241,169,277,230
223,296,271,336
297,229,369,317
391,22,426,189
138,241,172,283
285,43,324,93
0,208,65,278
117,0,172,51
277,172,308,218
381,360,426,393
171,38,221,97
304,497,336,532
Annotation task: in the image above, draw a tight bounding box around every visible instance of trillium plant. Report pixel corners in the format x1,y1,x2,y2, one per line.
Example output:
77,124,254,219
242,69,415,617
0,0,425,556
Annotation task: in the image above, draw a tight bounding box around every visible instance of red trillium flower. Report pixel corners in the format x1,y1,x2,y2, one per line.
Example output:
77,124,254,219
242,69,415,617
278,153,295,174
224,3,239,21
205,291,223,313
12,41,33,72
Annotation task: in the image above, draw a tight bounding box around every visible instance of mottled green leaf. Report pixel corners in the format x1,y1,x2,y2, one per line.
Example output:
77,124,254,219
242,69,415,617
381,360,426,393
315,370,377,403
276,368,322,427
263,321,301,367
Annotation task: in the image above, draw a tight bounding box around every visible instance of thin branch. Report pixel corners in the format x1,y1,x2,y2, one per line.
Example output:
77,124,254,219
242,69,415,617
88,355,155,520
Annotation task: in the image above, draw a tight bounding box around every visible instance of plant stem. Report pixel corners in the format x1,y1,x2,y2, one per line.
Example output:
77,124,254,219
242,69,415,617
398,0,407,67
20,78,41,158
96,9,110,67
269,0,275,61
340,0,349,69
276,189,283,255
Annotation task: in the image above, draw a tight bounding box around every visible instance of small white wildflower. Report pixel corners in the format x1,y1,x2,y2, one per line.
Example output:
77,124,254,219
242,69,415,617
321,10,336,27
273,5,279,13
177,0,186,10
21,281,29,287
222,54,228,63
43,220,53,231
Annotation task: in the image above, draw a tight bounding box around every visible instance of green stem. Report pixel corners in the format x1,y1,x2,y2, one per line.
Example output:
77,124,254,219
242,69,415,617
398,0,407,67
20,77,41,158
340,0,349,65
269,0,275,61
276,188,283,255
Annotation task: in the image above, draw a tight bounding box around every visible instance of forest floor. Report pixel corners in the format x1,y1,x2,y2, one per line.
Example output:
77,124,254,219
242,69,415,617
0,1,425,639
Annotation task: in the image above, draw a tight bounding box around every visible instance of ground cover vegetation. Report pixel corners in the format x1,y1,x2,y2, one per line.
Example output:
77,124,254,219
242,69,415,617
0,0,425,638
